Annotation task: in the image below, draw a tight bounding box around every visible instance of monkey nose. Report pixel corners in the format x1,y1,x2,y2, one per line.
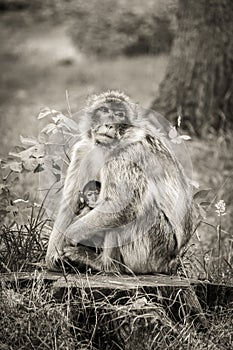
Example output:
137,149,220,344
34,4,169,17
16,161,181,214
104,124,113,129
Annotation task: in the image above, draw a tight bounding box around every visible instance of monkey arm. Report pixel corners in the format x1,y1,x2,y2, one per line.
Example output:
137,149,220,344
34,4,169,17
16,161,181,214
45,141,93,270
64,156,147,246
64,208,120,245
45,199,77,270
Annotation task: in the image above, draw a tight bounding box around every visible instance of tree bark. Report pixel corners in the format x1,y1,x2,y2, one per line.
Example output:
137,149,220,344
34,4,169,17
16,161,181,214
151,0,233,136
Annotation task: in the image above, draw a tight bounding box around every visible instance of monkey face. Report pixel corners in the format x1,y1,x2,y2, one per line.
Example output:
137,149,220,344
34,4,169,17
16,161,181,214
84,189,100,208
93,102,129,125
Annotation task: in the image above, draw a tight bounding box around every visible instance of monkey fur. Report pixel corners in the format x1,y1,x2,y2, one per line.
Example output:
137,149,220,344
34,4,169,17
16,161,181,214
45,91,192,274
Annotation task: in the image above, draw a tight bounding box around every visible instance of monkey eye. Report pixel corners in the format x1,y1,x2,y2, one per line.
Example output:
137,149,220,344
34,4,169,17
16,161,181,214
115,111,126,119
99,106,109,113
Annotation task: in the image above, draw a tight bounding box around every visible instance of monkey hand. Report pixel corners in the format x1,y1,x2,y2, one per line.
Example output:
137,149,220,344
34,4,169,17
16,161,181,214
45,230,68,271
63,246,88,263
45,246,64,271
63,245,101,271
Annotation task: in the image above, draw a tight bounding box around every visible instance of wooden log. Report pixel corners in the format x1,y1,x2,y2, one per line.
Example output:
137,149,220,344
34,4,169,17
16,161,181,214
1,271,233,307
2,271,233,349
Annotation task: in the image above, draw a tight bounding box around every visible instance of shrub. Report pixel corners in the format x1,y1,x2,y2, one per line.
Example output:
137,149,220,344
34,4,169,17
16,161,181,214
68,0,174,57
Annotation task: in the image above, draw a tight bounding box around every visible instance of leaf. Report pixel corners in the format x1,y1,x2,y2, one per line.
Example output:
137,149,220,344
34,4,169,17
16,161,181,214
9,161,23,173
34,164,44,173
20,135,38,146
193,188,212,201
9,144,44,163
171,137,182,144
52,162,61,170
199,201,211,206
52,115,63,124
41,123,57,134
38,107,53,120
9,176,20,185
180,135,191,141
168,126,177,139
32,144,44,159
23,158,39,171
13,199,29,204
6,205,18,213
61,116,78,131
54,172,61,182
38,107,63,120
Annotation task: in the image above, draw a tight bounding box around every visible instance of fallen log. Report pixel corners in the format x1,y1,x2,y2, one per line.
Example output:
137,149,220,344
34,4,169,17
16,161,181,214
1,271,233,349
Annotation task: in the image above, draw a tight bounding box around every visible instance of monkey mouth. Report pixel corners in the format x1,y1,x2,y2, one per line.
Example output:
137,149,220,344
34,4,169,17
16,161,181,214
95,133,115,145
97,133,114,139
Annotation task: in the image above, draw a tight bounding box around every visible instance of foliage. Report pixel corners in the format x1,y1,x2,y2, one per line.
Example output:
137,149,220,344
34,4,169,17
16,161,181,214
1,275,233,349
0,284,78,349
0,0,175,57
180,133,233,283
68,0,174,57
0,107,80,272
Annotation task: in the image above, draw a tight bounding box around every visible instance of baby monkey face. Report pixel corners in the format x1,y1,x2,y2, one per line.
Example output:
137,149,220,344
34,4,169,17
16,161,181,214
84,189,100,209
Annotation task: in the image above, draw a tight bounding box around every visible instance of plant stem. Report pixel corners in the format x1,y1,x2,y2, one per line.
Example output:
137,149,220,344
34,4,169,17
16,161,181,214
217,214,222,277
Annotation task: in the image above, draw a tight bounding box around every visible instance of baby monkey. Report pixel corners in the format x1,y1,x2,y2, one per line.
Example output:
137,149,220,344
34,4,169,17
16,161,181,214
76,180,101,218
63,180,102,259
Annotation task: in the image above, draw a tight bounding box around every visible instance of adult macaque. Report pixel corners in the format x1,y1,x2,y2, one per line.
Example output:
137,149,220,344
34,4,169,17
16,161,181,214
46,91,192,273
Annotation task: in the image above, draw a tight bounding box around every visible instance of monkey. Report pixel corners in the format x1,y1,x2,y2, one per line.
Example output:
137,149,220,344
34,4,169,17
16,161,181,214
76,180,101,217
45,91,138,270
45,91,192,274
64,180,102,261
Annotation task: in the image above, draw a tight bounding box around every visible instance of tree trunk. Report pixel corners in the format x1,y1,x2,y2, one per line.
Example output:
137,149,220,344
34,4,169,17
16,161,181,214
151,0,233,136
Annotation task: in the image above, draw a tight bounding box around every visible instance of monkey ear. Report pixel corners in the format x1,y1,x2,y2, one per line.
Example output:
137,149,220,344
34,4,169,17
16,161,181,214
79,191,85,203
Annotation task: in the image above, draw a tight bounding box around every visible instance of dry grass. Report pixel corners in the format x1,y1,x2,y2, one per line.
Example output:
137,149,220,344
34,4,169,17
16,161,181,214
1,273,233,349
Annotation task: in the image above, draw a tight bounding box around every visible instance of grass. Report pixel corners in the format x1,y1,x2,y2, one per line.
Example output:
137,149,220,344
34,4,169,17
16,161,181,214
0,7,233,350
1,273,233,349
